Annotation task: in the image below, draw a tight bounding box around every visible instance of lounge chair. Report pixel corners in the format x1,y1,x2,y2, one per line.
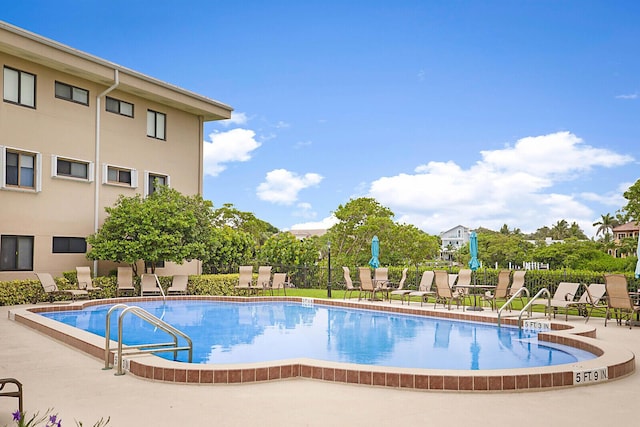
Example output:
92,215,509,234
167,275,188,295
433,270,463,310
480,270,511,311
454,269,473,306
269,272,288,296
531,281,580,318
389,268,410,304
116,266,136,297
548,282,607,321
234,266,254,295
407,270,435,306
342,267,361,300
251,266,272,295
358,267,383,301
374,267,392,300
507,270,527,307
140,273,163,296
36,272,88,302
604,274,640,329
76,266,102,294
0,378,22,414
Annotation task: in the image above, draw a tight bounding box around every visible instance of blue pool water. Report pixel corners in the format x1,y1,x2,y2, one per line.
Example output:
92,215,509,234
40,300,595,370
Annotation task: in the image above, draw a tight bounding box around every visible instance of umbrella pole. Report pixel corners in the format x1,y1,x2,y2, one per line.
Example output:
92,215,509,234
467,272,483,311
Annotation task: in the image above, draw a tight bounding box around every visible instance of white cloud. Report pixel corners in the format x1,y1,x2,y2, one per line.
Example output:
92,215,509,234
256,169,323,205
218,111,249,127
290,214,339,231
368,132,634,237
293,202,317,219
203,128,261,176
616,93,638,100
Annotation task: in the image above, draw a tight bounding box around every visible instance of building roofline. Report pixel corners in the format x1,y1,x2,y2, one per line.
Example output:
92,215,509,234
0,21,232,121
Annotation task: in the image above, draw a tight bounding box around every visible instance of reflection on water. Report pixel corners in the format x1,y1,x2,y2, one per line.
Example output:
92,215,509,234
40,301,595,370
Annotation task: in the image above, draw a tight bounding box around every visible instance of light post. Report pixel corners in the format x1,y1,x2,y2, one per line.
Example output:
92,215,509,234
327,241,332,298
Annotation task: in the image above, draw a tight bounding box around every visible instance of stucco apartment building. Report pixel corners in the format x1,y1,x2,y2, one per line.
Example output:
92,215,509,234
0,21,232,280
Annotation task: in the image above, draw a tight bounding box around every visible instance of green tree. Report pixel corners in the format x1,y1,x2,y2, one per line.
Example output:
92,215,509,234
212,203,278,250
622,179,640,223
258,232,320,267
593,213,617,240
202,226,254,273
86,186,214,274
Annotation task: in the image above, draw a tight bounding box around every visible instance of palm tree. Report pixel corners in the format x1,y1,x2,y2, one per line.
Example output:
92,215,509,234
593,213,617,240
550,219,569,240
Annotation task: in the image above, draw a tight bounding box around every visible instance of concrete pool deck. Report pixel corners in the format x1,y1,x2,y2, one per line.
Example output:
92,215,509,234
0,299,639,426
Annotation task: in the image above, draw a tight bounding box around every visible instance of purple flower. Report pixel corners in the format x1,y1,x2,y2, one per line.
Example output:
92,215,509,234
48,414,62,427
12,410,21,421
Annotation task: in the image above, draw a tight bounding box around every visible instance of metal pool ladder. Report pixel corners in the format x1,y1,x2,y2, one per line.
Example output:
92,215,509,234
103,304,193,375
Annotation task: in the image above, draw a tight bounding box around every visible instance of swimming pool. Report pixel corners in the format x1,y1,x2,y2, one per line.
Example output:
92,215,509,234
40,300,594,370
12,296,634,391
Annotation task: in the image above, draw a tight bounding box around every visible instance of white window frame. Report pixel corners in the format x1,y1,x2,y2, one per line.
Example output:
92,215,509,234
0,146,42,192
102,163,138,188
144,171,170,196
51,155,94,182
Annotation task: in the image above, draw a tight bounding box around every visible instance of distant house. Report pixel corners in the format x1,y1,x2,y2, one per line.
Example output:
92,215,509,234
439,225,470,261
611,221,640,258
288,229,327,240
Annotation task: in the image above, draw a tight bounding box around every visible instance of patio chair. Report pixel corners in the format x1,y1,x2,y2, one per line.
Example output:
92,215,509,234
531,282,580,318
374,267,392,300
480,270,511,311
116,266,136,297
389,268,410,304
0,378,22,414
269,272,288,296
407,270,435,306
507,270,527,307
358,267,383,301
36,272,88,302
604,274,640,329
433,270,463,310
548,282,606,322
251,266,272,295
167,275,189,295
140,273,163,296
234,266,254,295
342,267,361,300
76,266,101,294
454,269,473,306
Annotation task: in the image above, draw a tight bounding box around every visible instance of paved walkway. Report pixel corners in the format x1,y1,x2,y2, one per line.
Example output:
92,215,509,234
0,303,638,426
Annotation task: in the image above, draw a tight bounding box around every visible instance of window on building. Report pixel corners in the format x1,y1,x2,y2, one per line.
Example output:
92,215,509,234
55,81,89,105
145,172,169,196
147,110,166,140
1,147,41,191
105,96,134,117
53,156,93,181
3,66,36,108
0,235,34,271
103,164,137,187
52,237,87,254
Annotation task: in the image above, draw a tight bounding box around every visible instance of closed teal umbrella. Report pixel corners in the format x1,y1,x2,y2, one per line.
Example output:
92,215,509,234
468,231,480,271
369,235,380,269
467,231,482,311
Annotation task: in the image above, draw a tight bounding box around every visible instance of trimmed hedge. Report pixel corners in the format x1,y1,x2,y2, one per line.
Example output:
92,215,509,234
0,274,241,306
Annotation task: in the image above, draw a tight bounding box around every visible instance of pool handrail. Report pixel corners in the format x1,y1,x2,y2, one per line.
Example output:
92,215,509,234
517,288,551,329
103,304,192,375
497,287,531,327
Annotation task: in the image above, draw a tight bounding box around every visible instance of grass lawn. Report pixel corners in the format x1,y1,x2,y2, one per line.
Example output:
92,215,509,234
280,288,604,319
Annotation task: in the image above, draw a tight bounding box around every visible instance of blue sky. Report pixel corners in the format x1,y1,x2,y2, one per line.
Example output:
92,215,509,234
4,1,639,237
